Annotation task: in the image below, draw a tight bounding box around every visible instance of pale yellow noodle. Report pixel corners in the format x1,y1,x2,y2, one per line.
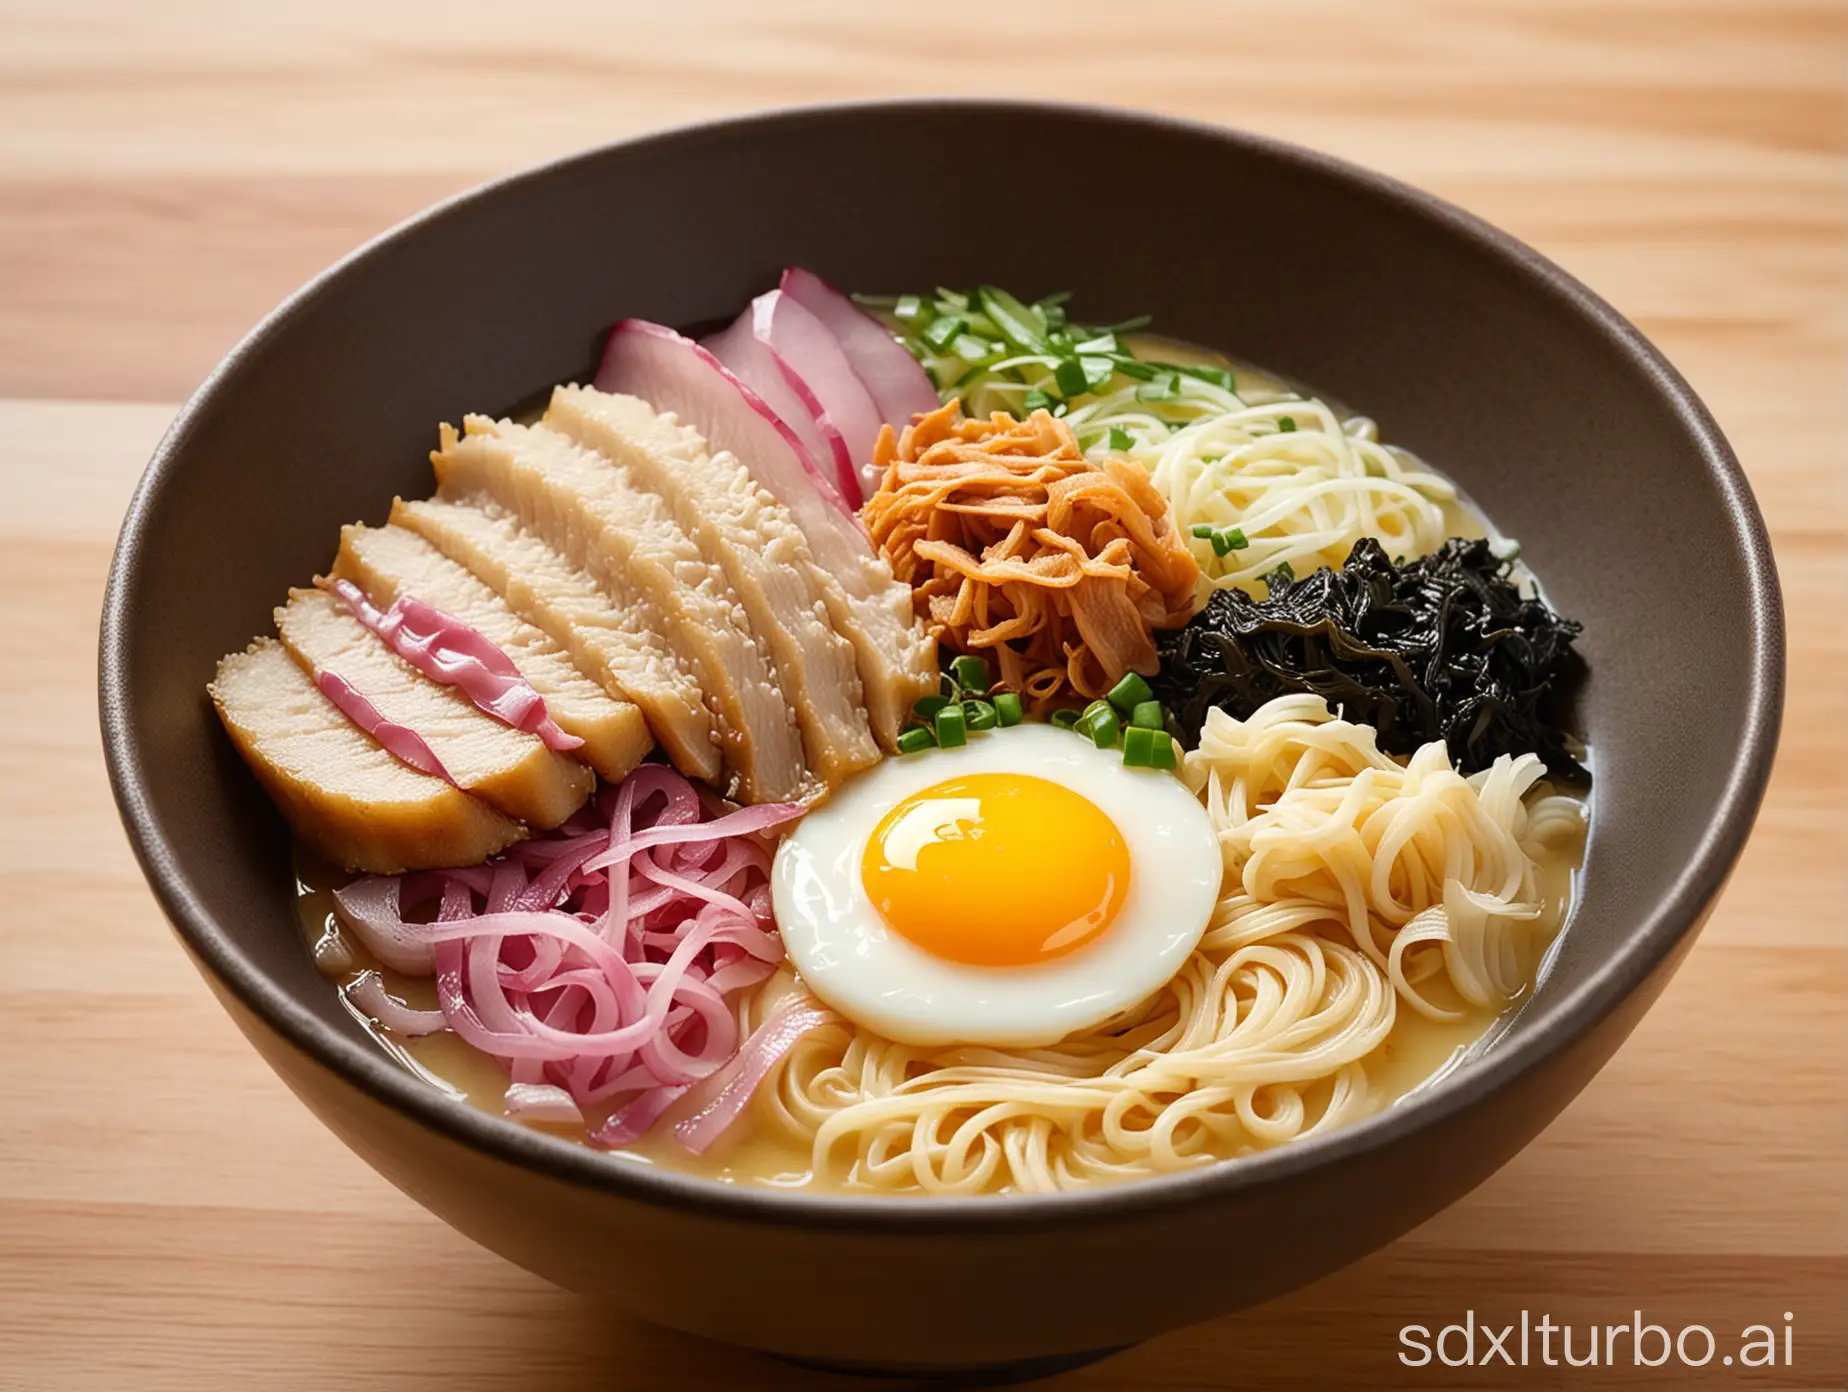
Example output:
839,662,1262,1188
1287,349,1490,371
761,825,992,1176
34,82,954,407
745,695,1583,1194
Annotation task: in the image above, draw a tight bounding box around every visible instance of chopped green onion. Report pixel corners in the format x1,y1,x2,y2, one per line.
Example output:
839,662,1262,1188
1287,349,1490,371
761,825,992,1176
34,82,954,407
994,692,1024,726
976,286,1047,353
934,704,968,749
1106,672,1155,714
951,333,996,363
922,362,941,390
1107,425,1134,452
1054,358,1090,397
1080,356,1115,392
950,654,990,694
1179,364,1235,390
1035,290,1073,309
1149,732,1177,770
1191,522,1250,558
1022,388,1055,414
1130,700,1164,730
1278,416,1297,433
1072,333,1119,355
1094,313,1152,335
896,727,934,755
894,294,927,324
921,315,966,352
1135,372,1180,403
913,694,950,721
1267,561,1296,586
963,699,998,732
1122,725,1158,767
1111,357,1159,382
934,287,970,312
1050,708,1081,729
1078,706,1119,749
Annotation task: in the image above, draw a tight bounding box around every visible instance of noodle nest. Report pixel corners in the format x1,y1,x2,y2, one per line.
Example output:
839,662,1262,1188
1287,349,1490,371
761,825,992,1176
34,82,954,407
744,695,1583,1195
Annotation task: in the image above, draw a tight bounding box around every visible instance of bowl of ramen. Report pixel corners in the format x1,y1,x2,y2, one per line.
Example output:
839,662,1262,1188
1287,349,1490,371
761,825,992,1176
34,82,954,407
99,100,1782,1376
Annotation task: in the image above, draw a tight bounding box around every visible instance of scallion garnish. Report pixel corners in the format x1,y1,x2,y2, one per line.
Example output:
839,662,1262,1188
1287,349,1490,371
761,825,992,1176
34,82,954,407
975,286,1047,353
1079,708,1119,749
1278,416,1298,433
894,294,927,324
1022,388,1055,414
1054,358,1090,398
934,704,968,749
1179,364,1235,390
1106,672,1155,714
896,727,934,755
1050,708,1081,729
1149,732,1177,770
963,699,998,732
994,692,1024,726
1107,425,1134,452
1190,522,1250,558
951,333,996,363
1130,700,1164,731
1135,372,1180,403
950,654,990,695
1121,725,1158,767
913,694,949,722
920,315,965,352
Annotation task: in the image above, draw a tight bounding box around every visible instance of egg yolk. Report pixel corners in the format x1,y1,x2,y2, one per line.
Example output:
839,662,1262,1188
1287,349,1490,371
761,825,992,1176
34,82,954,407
861,773,1131,968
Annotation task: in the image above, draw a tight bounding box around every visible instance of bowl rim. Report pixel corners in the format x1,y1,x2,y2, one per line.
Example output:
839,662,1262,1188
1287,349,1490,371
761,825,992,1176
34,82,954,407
99,96,1784,1233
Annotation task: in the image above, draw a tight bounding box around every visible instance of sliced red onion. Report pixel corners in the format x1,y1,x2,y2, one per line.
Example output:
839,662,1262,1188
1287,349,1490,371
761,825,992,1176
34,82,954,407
755,289,886,508
323,578,582,752
333,876,436,974
595,319,851,514
504,1082,586,1126
673,1002,833,1154
337,767,806,1150
347,970,448,1036
702,305,850,499
313,667,453,782
779,267,939,441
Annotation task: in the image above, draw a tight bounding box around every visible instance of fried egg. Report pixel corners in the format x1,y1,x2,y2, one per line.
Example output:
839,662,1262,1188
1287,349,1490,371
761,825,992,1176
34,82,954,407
771,724,1222,1047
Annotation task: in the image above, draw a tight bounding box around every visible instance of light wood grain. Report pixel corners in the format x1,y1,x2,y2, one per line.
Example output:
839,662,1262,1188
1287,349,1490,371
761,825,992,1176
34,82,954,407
1,0,1843,1387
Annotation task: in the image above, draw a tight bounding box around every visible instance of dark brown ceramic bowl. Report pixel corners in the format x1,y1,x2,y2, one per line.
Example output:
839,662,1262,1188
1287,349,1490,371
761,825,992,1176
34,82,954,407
100,100,1782,1377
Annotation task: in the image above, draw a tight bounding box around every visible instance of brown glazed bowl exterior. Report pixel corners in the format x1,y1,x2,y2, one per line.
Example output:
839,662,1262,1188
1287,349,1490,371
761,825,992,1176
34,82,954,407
100,101,1782,1373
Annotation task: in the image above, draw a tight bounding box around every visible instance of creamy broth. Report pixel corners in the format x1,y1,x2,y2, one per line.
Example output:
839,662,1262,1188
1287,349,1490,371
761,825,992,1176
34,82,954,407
296,816,1584,1193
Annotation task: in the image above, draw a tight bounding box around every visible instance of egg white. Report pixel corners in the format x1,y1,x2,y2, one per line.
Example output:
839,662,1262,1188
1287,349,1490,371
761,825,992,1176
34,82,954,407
771,723,1223,1048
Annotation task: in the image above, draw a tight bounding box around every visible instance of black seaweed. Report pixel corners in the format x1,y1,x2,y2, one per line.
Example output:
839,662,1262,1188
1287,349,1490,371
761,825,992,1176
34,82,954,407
1154,538,1587,778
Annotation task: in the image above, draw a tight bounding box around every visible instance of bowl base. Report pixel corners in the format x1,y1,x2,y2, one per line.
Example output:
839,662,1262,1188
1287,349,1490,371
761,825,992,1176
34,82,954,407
770,1342,1137,1386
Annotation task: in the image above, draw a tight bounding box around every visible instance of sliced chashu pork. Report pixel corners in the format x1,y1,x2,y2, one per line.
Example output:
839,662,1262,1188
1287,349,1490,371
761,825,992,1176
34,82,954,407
594,327,936,745
276,586,592,829
210,639,521,873
432,417,809,803
329,521,653,784
392,496,722,783
545,385,878,788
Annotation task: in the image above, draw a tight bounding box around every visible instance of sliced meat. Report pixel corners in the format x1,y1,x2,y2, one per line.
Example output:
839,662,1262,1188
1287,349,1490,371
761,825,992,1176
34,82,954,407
329,521,654,784
275,587,592,828
545,385,879,789
391,495,722,783
592,324,937,745
431,417,809,803
210,638,521,873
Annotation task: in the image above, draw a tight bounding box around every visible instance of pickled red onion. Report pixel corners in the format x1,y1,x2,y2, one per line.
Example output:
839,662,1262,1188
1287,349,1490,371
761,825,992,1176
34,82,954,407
332,765,824,1150
324,578,583,752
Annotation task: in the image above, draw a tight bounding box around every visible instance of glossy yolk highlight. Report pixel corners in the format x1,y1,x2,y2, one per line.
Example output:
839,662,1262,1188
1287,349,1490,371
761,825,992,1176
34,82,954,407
861,773,1131,967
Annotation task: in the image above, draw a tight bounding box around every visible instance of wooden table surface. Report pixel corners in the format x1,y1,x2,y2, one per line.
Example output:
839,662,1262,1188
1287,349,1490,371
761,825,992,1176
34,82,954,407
3,2,1843,1387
